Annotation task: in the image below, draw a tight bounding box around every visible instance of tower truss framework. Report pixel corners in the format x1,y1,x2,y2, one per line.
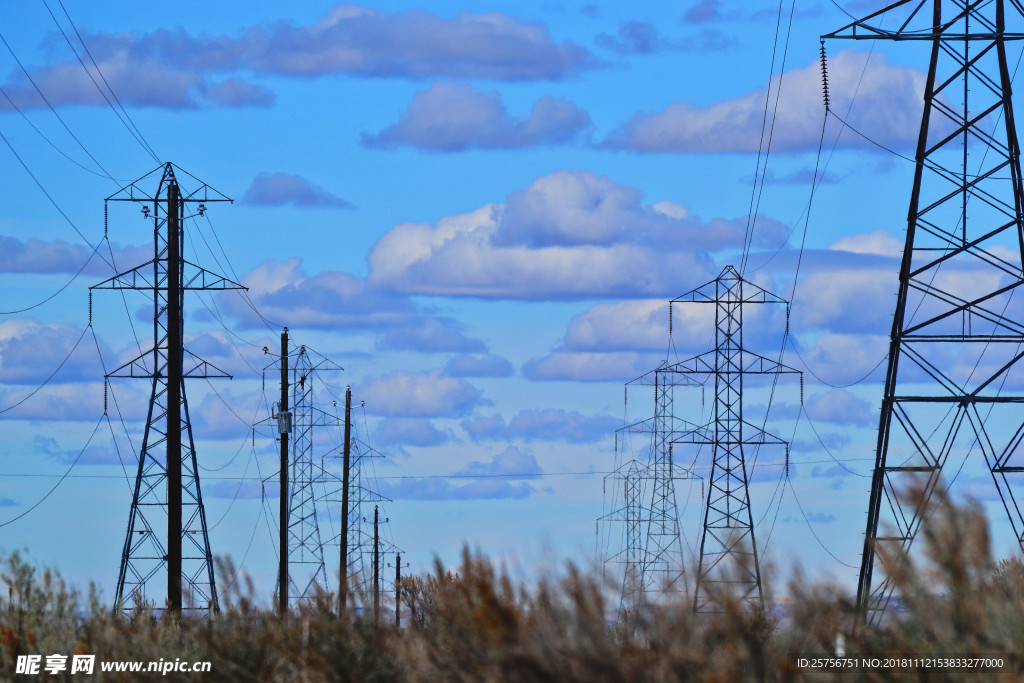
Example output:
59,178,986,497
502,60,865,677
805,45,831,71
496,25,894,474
285,345,343,604
826,0,1024,625
670,266,799,613
95,162,242,614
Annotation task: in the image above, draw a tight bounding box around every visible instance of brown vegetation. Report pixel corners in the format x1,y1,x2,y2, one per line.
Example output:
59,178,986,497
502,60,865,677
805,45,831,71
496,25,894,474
2,494,1024,681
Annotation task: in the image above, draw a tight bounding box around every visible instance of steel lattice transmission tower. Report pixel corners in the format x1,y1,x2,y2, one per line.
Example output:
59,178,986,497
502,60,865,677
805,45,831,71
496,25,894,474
285,345,335,604
95,163,243,614
601,317,703,608
669,266,798,613
825,0,1024,624
600,457,652,611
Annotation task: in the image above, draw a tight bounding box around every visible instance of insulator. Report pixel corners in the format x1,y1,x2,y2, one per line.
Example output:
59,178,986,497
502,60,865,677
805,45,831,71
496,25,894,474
104,202,108,239
103,379,108,414
669,303,673,336
785,306,790,336
800,375,804,405
614,432,618,455
820,40,831,111
785,446,790,478
88,291,93,325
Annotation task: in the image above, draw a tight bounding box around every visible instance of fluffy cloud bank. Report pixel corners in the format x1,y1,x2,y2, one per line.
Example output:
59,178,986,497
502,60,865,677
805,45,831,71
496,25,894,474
604,50,925,153
2,5,592,111
364,83,590,151
368,170,785,300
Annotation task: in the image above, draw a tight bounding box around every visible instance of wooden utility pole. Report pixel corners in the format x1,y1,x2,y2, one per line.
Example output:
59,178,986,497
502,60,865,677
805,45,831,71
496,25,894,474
338,386,352,617
373,505,380,624
278,328,289,614
395,553,401,627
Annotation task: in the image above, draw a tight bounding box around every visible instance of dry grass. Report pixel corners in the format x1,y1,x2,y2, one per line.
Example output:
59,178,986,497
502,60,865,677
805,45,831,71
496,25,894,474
2,493,1024,681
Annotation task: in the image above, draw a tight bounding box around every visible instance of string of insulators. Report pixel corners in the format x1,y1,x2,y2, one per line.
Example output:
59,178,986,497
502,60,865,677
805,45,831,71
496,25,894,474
785,445,790,479
103,379,108,415
800,374,804,405
820,40,831,111
669,303,673,336
88,291,92,325
104,202,108,239
785,306,790,336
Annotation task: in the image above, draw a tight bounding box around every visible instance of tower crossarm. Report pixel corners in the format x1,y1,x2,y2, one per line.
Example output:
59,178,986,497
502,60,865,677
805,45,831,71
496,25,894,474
106,162,233,204
666,349,801,376
91,261,245,292
823,0,1024,41
673,421,787,447
672,265,788,305
105,349,233,379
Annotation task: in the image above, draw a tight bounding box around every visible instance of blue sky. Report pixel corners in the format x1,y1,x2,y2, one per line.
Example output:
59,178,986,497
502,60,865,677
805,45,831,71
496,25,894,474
2,0,1022,605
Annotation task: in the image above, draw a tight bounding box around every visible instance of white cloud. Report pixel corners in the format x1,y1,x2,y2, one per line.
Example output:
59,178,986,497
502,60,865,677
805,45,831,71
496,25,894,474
367,170,786,300
604,50,925,153
218,258,416,330
0,318,105,384
444,354,515,378
364,82,590,150
804,389,877,427
240,172,354,208
521,350,661,382
356,370,484,417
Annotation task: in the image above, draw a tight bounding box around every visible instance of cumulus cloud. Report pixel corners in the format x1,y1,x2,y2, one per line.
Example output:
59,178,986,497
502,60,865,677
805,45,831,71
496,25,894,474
444,354,515,378
190,388,264,441
0,318,106,384
0,381,148,421
0,235,148,276
596,21,674,55
219,258,416,330
378,446,541,500
240,173,354,209
456,446,542,478
379,477,534,500
33,434,122,466
2,5,593,111
684,1,722,22
367,170,784,300
364,83,590,151
522,350,662,382
0,40,274,110
805,511,836,524
461,409,618,443
356,370,484,417
375,317,486,353
373,417,452,447
804,389,876,427
595,21,732,55
604,50,925,153
792,333,889,386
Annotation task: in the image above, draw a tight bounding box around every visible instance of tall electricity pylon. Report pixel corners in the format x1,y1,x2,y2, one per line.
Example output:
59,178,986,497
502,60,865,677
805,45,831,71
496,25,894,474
95,163,243,614
670,266,798,613
286,345,343,605
601,313,703,609
826,1,1024,625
